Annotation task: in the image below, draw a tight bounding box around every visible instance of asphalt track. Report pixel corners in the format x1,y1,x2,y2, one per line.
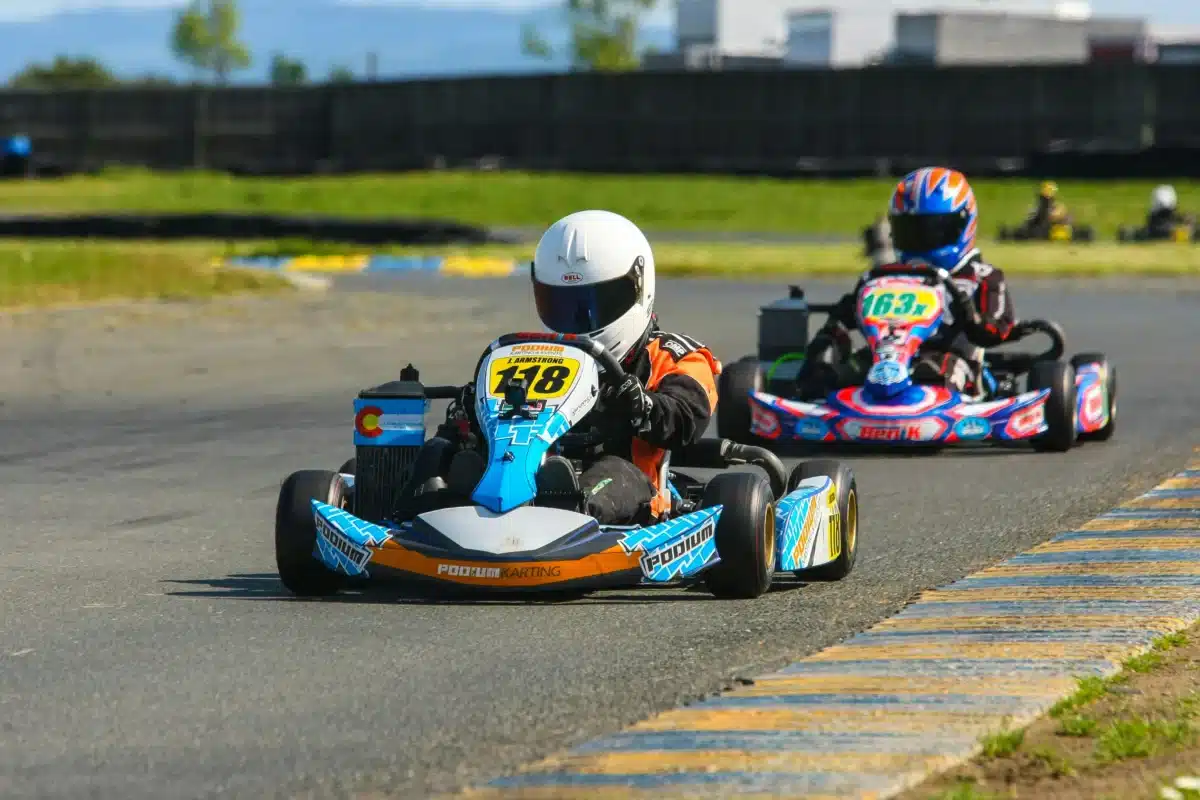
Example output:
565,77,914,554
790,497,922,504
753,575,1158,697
0,275,1197,800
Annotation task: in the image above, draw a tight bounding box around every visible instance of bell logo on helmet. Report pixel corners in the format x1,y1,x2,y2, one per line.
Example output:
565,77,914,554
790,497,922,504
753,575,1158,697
562,272,583,283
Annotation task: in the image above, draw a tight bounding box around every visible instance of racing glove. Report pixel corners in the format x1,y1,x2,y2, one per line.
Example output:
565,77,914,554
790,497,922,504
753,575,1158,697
606,374,654,435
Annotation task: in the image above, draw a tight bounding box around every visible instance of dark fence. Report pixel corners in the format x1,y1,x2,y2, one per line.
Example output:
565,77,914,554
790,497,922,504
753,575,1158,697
3,64,1199,177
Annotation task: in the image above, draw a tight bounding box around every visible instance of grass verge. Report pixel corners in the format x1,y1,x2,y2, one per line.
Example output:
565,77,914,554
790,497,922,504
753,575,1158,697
0,236,1192,311
3,168,1199,236
233,239,1200,277
901,628,1200,800
0,240,291,310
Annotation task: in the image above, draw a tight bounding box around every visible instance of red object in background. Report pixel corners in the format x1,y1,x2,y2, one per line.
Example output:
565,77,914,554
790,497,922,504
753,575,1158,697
1090,41,1138,62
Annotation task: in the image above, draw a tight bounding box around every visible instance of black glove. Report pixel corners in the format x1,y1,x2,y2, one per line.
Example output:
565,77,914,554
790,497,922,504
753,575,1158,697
606,374,654,434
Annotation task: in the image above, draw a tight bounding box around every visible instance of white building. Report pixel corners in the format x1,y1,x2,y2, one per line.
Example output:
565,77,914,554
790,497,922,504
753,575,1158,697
658,0,1131,69
782,0,1098,66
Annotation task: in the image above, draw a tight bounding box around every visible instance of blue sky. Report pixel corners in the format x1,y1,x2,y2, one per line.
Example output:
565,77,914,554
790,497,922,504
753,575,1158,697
0,0,1194,27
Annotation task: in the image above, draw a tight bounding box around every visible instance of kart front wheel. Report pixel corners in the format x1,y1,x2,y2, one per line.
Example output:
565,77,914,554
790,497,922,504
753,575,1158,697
716,357,762,444
276,469,348,597
702,471,776,599
790,459,859,581
1028,361,1077,453
1071,352,1116,442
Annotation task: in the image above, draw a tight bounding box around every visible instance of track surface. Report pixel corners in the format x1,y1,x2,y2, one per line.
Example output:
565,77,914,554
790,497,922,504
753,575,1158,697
1,276,1197,799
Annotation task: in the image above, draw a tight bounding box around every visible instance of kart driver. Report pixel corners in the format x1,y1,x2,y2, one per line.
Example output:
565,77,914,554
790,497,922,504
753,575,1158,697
528,210,722,525
796,166,1018,396
1146,184,1187,238
1024,180,1069,235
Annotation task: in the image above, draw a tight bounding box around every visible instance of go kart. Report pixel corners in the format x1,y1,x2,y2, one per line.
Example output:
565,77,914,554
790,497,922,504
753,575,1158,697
998,220,1095,243
275,332,861,600
1117,218,1197,243
716,263,1116,452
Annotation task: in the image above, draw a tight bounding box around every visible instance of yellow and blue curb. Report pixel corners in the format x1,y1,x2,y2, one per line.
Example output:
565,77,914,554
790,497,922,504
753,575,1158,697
222,254,523,278
462,455,1200,799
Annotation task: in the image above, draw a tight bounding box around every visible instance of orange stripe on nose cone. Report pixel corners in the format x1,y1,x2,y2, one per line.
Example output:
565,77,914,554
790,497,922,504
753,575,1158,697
370,541,642,587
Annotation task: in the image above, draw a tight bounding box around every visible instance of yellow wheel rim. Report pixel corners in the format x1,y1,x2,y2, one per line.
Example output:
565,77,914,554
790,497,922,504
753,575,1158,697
845,488,858,555
764,502,777,573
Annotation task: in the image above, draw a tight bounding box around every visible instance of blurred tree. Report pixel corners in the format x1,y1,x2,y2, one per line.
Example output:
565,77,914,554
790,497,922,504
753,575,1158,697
10,56,117,89
131,74,178,87
270,53,308,86
327,65,355,84
171,0,251,84
521,0,660,71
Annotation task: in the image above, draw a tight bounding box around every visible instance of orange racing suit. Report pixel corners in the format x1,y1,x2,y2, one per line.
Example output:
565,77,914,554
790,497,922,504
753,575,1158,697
570,329,721,523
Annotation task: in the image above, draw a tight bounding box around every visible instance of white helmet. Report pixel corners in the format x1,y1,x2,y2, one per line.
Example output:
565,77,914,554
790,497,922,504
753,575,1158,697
1151,184,1177,212
531,210,656,364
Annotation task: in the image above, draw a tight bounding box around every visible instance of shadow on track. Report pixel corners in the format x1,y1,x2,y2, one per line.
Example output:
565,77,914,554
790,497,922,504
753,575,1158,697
164,572,815,606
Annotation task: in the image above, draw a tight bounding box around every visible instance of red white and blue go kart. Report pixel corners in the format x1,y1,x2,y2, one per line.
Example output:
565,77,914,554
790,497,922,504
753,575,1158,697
717,263,1116,452
275,332,861,600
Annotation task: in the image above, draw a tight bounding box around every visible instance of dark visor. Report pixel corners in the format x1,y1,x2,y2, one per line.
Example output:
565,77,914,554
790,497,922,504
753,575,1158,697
889,211,968,253
533,267,639,334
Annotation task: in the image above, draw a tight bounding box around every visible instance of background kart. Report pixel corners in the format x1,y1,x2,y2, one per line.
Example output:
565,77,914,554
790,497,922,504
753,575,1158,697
1117,218,1197,243
275,332,861,600
997,220,1096,242
717,263,1117,453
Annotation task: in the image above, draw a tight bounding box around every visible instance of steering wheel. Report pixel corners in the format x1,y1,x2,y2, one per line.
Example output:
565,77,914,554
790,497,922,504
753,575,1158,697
988,319,1066,374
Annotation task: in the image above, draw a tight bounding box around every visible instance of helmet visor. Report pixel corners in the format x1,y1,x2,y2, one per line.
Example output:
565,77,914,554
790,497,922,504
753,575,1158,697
533,267,640,335
889,212,968,254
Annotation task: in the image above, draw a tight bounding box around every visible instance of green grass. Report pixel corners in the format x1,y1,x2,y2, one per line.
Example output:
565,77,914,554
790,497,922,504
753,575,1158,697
1095,717,1195,764
929,782,1002,800
980,728,1025,758
233,239,1200,276
0,232,1193,311
4,167,1200,235
1123,633,1189,674
0,240,290,309
1057,714,1100,737
1031,746,1076,778
1051,676,1112,718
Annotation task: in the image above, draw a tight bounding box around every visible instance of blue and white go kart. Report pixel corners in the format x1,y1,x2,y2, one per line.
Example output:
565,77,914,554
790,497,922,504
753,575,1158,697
275,332,860,599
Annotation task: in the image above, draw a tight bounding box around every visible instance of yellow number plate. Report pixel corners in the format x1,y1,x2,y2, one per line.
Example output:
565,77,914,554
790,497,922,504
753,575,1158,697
860,285,941,324
488,355,581,401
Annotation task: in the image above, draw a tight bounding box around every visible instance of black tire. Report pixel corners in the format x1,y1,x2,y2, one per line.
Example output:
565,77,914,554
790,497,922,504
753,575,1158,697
1070,352,1116,442
716,357,762,444
1027,361,1077,453
702,471,776,599
789,459,859,581
998,226,1011,241
275,469,347,597
1075,225,1095,242
338,457,356,475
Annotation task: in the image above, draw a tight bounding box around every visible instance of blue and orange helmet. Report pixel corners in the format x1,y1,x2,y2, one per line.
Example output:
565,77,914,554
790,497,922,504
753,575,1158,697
888,167,979,270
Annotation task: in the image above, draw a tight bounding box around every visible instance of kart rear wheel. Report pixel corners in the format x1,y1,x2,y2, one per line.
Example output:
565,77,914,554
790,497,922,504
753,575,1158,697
1028,361,1077,453
716,357,762,444
790,459,858,581
702,471,776,599
1070,352,1116,442
276,469,347,597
